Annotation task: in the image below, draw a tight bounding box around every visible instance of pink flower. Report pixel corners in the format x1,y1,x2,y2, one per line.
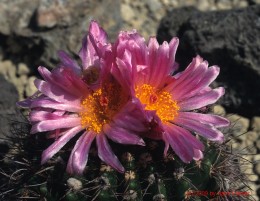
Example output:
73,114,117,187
17,21,147,175
113,30,230,163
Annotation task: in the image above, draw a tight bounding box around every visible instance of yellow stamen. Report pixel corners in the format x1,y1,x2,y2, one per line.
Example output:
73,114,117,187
80,89,107,133
135,84,179,122
80,80,127,133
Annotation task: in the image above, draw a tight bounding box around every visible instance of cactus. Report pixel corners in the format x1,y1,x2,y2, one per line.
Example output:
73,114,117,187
0,19,255,201
0,115,254,201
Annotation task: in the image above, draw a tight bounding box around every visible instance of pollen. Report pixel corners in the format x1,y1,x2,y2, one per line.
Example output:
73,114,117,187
80,80,127,133
135,84,179,122
80,89,107,133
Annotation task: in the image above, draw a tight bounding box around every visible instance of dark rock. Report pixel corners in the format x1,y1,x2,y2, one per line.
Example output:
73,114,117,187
0,75,20,145
0,0,122,69
157,5,260,117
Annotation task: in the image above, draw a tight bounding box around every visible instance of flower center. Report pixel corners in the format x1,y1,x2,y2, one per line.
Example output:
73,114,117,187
135,84,179,123
80,80,127,133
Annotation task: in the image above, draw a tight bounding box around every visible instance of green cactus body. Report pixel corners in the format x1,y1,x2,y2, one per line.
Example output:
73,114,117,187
119,153,142,201
96,167,118,201
0,123,253,201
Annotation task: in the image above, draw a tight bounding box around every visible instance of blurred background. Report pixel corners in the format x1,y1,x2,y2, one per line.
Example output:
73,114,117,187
0,0,259,199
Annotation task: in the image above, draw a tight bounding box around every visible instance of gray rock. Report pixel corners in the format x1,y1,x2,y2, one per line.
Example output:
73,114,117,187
243,131,258,143
241,131,258,154
0,0,38,35
157,5,260,117
256,139,260,151
121,4,136,21
251,116,260,132
16,75,28,100
0,60,30,100
255,162,260,175
253,155,260,166
145,0,162,12
248,174,259,183
36,0,71,28
250,0,260,4
216,0,233,9
197,0,212,11
17,63,30,76
0,60,17,81
212,105,226,115
25,76,37,97
0,0,122,69
0,75,21,143
227,114,250,136
249,182,259,201
241,160,258,182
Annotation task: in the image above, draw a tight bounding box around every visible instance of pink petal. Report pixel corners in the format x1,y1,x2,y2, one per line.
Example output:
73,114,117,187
53,110,66,116
146,38,178,88
89,20,108,44
112,115,147,132
116,30,147,65
88,32,111,60
193,149,203,160
149,41,170,88
47,129,65,139
57,50,81,74
135,65,150,86
114,51,134,93
16,91,41,108
146,37,159,83
164,56,203,92
178,66,220,100
34,79,81,106
66,131,96,175
179,87,225,111
79,21,108,69
178,112,230,128
17,98,34,108
168,37,179,73
79,34,95,69
30,98,81,112
29,110,65,122
38,66,88,97
163,125,194,163
112,100,147,132
41,126,83,164
115,30,148,86
168,124,204,151
163,141,170,157
163,123,204,162
55,67,90,94
170,61,208,100
30,117,81,134
96,134,124,173
104,124,145,146
173,117,224,142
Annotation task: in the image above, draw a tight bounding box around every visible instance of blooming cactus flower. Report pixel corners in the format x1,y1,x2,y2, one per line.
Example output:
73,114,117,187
18,21,229,174
17,21,147,175
113,30,230,163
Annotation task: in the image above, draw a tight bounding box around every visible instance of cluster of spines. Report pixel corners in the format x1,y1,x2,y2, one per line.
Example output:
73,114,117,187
0,119,253,201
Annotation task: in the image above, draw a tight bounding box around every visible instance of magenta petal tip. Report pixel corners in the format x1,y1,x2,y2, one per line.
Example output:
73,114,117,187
138,139,145,146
